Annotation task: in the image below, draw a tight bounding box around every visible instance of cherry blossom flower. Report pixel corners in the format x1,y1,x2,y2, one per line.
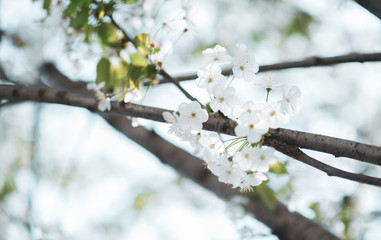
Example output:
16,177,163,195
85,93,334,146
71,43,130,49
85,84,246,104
97,95,111,112
196,64,227,94
234,147,277,173
177,101,208,131
232,44,259,82
87,81,105,92
199,132,225,159
208,155,243,188
202,45,232,66
235,114,269,143
255,76,283,90
210,86,238,116
262,101,290,128
236,101,264,120
162,111,177,123
239,172,268,192
124,88,142,103
281,85,302,114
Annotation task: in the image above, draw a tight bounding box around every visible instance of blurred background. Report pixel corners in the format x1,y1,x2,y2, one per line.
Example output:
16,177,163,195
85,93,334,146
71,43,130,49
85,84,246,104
1,0,381,239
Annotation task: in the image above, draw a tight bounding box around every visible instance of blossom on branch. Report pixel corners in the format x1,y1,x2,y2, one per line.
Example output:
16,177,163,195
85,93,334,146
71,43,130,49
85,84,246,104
202,45,232,66
196,64,227,94
232,43,259,82
210,86,238,116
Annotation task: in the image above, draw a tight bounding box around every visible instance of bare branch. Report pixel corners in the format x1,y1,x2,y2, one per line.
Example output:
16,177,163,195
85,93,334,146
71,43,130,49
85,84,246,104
157,52,381,84
265,138,381,186
270,128,381,167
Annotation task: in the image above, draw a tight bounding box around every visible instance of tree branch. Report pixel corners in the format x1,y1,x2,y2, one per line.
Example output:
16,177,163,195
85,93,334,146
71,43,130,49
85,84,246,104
1,84,380,186
354,0,381,20
265,138,381,186
157,52,381,84
108,15,202,105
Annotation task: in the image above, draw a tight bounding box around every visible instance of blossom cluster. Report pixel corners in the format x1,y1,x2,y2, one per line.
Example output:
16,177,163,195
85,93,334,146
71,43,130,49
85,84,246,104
164,44,301,192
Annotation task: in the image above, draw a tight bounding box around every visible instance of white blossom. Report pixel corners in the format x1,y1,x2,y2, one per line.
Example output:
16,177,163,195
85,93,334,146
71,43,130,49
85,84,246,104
210,86,238,116
209,155,243,188
124,88,142,103
87,81,105,91
232,43,259,82
196,64,227,94
255,76,283,90
233,147,277,173
202,45,232,66
281,85,302,114
235,114,269,143
97,95,111,112
162,111,177,123
236,101,264,120
177,101,208,131
239,172,268,192
262,101,290,128
199,132,225,159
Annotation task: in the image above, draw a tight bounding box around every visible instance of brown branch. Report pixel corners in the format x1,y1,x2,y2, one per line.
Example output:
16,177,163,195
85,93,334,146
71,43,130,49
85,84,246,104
270,128,381,167
157,52,381,84
108,15,202,105
0,84,380,186
354,0,381,20
265,138,381,186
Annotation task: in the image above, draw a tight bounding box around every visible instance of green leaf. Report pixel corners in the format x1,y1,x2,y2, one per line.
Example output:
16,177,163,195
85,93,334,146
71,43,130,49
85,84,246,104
96,57,111,86
309,202,323,222
96,22,119,46
269,162,288,175
121,0,139,4
70,3,90,30
129,53,147,67
248,183,278,211
43,0,52,13
133,191,153,211
64,0,83,16
0,176,16,202
281,11,314,38
134,33,152,56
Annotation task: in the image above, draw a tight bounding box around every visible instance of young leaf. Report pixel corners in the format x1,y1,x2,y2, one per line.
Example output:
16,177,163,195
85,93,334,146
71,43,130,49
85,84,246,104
129,53,147,67
96,22,119,46
269,162,288,175
134,33,152,56
96,57,111,87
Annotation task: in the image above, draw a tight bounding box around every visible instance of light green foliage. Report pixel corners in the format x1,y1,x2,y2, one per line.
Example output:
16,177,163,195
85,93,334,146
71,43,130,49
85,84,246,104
43,0,52,13
96,22,119,48
309,202,324,222
0,176,16,202
269,162,288,175
281,11,315,38
339,196,356,240
133,191,154,211
134,33,160,56
248,183,278,211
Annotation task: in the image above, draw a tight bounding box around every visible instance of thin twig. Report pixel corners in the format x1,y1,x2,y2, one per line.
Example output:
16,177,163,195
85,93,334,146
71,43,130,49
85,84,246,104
156,52,381,84
108,15,202,105
265,138,381,187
